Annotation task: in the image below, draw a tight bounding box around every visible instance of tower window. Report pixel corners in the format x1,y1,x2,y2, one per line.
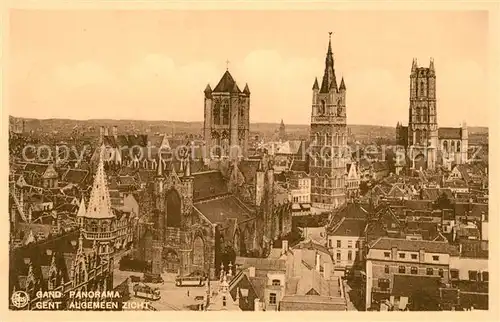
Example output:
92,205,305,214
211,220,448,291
213,104,220,125
420,81,425,96
319,100,326,115
222,104,229,125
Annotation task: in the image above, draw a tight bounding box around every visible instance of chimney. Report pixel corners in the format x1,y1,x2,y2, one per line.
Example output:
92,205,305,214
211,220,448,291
315,253,321,272
391,246,397,259
104,127,109,136
112,126,118,137
282,240,289,255
248,266,255,278
419,249,425,262
254,298,260,311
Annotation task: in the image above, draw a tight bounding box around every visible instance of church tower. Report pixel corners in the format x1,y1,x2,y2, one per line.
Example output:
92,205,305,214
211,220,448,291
203,67,250,160
309,33,348,209
407,58,438,170
79,150,117,262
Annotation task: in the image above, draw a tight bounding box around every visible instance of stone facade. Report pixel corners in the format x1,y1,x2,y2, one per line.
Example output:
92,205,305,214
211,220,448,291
396,59,468,170
203,71,251,159
309,34,348,209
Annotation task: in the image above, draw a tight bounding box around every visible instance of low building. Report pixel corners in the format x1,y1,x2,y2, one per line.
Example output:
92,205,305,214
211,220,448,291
365,237,459,310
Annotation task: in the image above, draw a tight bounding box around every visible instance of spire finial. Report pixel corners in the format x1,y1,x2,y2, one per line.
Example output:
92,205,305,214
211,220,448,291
226,59,230,71
328,32,333,53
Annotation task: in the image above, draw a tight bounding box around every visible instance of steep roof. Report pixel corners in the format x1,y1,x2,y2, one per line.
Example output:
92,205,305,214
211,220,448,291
438,127,462,139
213,71,240,93
85,156,114,219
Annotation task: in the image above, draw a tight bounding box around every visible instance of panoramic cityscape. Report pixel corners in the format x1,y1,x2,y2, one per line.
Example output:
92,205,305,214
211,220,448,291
8,10,489,312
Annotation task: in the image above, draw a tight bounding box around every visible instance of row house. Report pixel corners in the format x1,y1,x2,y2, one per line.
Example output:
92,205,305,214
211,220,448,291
365,237,459,310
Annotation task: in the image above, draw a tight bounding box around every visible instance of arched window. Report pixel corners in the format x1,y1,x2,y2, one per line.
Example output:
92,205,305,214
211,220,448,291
415,129,422,145
319,100,326,115
457,141,461,152
451,140,455,152
443,140,448,152
213,103,220,125
420,81,425,96
222,104,229,125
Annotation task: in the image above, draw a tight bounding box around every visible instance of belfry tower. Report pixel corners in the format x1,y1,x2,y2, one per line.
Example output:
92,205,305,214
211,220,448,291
407,58,438,170
309,32,348,209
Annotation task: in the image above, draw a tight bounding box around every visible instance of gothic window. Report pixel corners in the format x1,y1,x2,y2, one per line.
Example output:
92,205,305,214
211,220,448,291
213,103,220,125
443,140,448,152
457,141,461,152
324,133,328,146
319,100,326,115
420,81,425,96
422,129,427,144
222,104,229,125
451,140,456,152
166,189,182,228
415,129,422,145
422,109,428,122
192,236,204,268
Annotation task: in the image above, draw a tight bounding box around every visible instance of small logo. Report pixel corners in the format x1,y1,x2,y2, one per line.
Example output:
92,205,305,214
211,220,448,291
11,291,29,309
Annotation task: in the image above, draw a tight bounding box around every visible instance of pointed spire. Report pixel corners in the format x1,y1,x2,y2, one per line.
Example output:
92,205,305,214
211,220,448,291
228,262,233,277
339,77,346,91
320,32,337,93
328,31,333,54
429,57,434,70
243,83,250,95
204,84,212,99
86,155,114,219
312,77,319,90
76,197,86,218
412,58,418,72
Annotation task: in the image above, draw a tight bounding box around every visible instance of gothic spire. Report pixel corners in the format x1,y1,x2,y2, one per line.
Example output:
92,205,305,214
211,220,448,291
76,197,86,218
156,154,163,177
243,83,250,95
86,154,114,219
184,156,191,177
339,77,346,91
312,77,319,90
320,32,337,93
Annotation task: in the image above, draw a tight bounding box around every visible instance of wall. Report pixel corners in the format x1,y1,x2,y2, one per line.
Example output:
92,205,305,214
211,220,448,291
449,256,488,280
328,236,365,269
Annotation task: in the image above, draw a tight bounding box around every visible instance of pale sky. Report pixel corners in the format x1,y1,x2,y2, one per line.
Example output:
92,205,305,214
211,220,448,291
8,10,489,126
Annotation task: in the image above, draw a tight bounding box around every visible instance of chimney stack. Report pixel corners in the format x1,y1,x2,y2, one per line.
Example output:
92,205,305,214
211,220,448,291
282,240,289,255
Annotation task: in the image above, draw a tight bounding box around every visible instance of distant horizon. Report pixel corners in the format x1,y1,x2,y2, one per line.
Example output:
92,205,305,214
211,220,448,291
8,10,489,127
8,114,488,129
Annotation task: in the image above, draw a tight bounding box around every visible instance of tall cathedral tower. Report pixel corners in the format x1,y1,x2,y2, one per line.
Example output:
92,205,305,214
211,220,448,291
203,69,250,159
407,58,438,170
309,33,347,209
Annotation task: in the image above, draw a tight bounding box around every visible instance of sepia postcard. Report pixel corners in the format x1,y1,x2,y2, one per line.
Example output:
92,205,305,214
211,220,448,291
2,1,499,320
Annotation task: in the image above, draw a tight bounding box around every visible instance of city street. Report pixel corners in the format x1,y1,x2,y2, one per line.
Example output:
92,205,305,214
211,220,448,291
114,268,216,311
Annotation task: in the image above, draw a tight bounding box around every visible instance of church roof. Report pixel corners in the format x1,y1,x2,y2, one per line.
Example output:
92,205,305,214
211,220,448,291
85,155,114,219
213,71,240,93
438,127,462,139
